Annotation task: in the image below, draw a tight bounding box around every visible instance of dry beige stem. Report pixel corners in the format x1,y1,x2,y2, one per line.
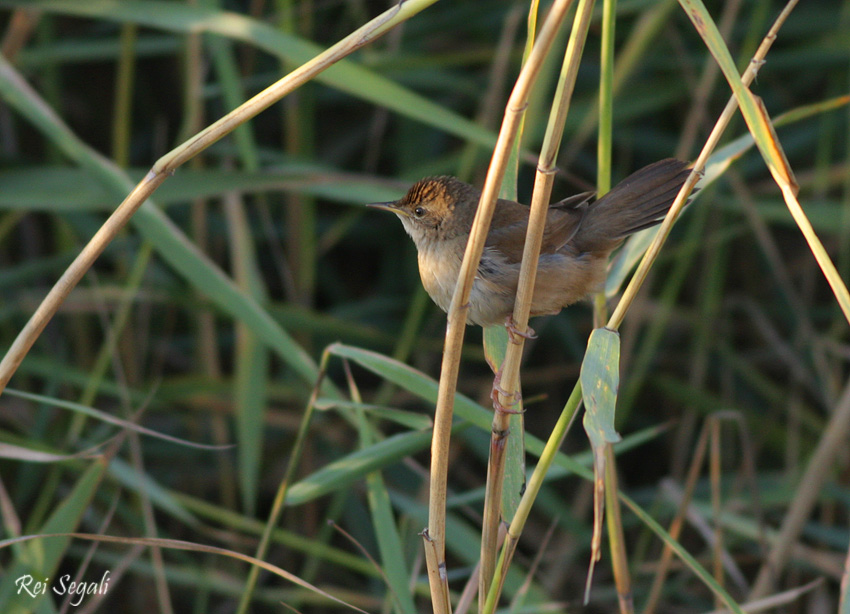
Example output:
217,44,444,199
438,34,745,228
422,1,576,611
0,0,435,396
479,0,593,604
607,0,799,330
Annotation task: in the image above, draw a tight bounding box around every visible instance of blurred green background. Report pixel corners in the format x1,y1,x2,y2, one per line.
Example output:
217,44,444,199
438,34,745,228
1,0,849,612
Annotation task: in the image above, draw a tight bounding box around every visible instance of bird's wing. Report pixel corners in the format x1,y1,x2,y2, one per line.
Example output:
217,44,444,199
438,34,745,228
485,197,587,263
484,199,530,264
550,190,595,210
543,191,594,253
541,207,586,254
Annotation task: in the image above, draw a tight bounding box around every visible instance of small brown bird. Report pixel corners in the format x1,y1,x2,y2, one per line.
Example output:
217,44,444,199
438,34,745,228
369,159,692,329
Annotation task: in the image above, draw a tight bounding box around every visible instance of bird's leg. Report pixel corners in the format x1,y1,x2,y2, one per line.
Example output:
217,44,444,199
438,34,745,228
490,365,524,415
504,315,537,345
487,321,527,414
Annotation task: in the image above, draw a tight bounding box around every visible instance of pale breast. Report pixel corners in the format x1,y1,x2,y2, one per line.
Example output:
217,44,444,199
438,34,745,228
417,243,516,326
417,244,461,314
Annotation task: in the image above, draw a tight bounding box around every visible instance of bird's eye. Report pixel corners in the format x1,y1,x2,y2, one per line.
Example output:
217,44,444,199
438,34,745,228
414,206,426,217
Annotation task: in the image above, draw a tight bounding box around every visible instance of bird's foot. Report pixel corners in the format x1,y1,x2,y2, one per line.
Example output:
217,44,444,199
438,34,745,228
504,315,537,345
491,367,524,415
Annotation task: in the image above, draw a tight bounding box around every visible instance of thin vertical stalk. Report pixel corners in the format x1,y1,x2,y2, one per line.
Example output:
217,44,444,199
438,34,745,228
643,423,711,614
591,0,617,332
279,0,318,310
481,5,799,612
674,0,745,160
749,377,850,598
477,0,595,607
181,0,236,510
456,7,525,181
478,7,535,596
597,0,616,196
710,419,724,609
423,3,576,612
604,444,632,614
595,0,635,604
482,384,584,614
607,0,798,331
111,23,137,168
0,0,439,396
562,0,678,166
235,349,329,614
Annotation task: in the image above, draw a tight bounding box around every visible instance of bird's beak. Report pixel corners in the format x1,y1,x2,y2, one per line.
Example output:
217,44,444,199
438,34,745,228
366,201,409,217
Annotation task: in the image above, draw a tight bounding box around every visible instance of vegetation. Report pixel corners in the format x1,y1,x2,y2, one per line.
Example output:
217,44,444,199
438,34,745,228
0,0,848,612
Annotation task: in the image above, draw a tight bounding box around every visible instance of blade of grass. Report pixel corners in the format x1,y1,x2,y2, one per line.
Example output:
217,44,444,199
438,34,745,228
561,0,679,166
107,458,198,526
580,328,622,605
606,0,799,331
172,492,377,576
328,343,599,477
3,388,230,450
748,376,850,598
481,0,594,605
0,532,369,614
1,0,451,394
677,0,850,326
0,460,106,614
596,0,615,197
593,0,635,609
477,0,542,599
285,429,434,506
235,349,328,613
0,0,503,151
0,166,406,212
347,363,418,614
223,188,269,516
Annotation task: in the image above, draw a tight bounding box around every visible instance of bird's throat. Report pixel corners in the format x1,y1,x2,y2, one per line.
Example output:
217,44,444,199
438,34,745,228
416,240,463,314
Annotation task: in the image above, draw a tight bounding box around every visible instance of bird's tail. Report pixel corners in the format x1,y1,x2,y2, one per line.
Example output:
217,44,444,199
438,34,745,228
573,158,694,254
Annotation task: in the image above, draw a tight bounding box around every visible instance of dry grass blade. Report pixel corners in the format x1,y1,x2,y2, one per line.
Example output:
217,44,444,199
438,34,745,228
677,0,850,326
644,424,711,614
607,0,798,330
3,388,231,450
646,411,763,613
749,377,850,598
0,443,103,463
751,97,850,325
704,579,824,614
423,2,576,612
479,0,593,606
478,3,804,610
581,327,622,601
0,0,438,396
604,444,631,613
422,528,451,614
0,532,368,613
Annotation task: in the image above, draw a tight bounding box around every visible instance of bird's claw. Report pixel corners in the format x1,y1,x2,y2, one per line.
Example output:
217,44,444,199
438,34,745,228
504,315,536,345
491,368,524,415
